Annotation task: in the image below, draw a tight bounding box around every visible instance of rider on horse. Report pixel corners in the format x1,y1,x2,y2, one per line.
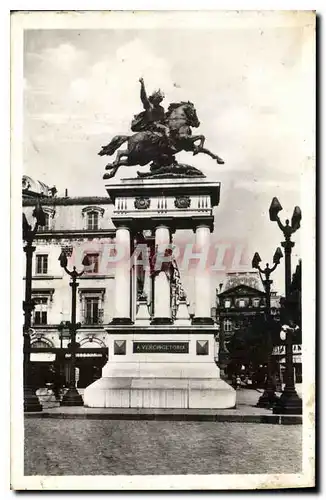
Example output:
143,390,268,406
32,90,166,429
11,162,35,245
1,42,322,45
131,78,170,141
99,77,224,179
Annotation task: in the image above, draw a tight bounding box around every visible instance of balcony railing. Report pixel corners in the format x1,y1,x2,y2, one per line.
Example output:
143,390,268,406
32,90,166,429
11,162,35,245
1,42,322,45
81,308,104,325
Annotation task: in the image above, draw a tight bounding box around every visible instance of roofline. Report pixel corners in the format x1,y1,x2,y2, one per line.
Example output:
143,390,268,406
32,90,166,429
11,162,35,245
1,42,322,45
23,196,113,207
218,283,266,297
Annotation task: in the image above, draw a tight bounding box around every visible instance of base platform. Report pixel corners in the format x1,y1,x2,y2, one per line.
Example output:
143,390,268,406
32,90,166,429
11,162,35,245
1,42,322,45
83,327,236,409
84,376,235,409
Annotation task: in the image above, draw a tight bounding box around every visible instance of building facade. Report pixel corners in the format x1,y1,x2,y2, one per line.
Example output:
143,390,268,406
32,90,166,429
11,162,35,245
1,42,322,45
215,271,281,378
216,270,281,341
23,189,117,389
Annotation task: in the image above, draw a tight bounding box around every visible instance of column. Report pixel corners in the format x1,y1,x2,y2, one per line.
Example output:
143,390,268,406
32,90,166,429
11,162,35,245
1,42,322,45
193,224,214,324
152,225,172,324
112,226,132,324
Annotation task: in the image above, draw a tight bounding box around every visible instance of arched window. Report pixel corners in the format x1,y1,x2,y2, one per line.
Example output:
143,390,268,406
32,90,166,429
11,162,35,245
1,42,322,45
82,206,105,231
31,339,52,348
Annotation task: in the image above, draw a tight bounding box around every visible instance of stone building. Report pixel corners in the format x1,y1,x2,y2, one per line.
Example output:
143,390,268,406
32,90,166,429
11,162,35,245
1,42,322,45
216,270,280,338
215,271,281,375
23,181,116,389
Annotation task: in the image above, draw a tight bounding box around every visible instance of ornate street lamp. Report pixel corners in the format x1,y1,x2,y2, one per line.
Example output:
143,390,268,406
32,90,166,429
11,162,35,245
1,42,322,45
252,247,283,408
58,250,90,406
218,296,231,372
22,202,46,412
269,197,302,415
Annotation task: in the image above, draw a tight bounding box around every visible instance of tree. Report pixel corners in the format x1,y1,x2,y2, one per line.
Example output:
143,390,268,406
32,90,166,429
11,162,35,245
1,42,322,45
226,315,281,379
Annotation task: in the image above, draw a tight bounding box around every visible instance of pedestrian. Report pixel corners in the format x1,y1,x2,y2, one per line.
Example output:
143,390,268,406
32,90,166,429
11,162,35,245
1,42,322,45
49,365,62,401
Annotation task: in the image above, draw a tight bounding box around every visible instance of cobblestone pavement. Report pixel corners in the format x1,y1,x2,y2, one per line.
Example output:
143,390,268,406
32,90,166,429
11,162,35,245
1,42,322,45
25,419,302,476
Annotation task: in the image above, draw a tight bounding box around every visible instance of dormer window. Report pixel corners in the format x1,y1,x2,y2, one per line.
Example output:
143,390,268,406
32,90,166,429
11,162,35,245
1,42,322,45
82,206,105,231
87,211,99,230
39,212,50,231
38,207,55,232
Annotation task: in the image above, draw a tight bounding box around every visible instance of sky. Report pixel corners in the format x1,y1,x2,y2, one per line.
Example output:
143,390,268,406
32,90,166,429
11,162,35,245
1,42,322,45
23,12,315,295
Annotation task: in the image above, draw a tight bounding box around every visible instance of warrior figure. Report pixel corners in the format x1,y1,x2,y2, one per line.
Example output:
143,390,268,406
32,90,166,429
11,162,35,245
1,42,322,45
131,78,168,137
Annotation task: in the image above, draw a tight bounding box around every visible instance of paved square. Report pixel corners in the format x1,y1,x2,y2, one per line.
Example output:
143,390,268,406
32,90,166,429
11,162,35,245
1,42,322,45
24,419,302,476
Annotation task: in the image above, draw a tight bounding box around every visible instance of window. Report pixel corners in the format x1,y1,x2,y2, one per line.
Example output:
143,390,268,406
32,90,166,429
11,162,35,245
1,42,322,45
84,297,101,325
238,299,246,308
82,206,104,230
36,255,48,274
224,299,231,309
224,319,232,332
87,211,99,230
33,297,48,325
39,213,50,232
84,253,99,274
253,298,260,307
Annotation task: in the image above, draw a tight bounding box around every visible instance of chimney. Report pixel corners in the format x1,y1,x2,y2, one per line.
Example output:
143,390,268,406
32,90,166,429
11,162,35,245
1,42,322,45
65,188,68,197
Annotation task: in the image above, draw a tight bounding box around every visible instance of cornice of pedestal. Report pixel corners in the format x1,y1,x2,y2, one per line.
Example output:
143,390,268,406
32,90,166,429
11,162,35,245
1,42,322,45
108,177,220,232
105,177,221,208
104,324,217,334
111,215,215,233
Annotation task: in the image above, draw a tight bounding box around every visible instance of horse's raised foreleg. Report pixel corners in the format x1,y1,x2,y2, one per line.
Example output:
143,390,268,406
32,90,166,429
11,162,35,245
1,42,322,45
105,149,129,170
104,150,131,179
191,135,205,150
113,149,129,166
103,165,120,180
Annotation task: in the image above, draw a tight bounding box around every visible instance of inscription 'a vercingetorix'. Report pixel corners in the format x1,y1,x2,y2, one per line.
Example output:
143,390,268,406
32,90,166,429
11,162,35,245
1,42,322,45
133,342,189,354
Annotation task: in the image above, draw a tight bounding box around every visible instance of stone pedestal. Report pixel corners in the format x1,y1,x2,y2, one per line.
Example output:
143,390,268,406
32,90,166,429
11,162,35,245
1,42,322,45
84,177,235,409
84,325,235,409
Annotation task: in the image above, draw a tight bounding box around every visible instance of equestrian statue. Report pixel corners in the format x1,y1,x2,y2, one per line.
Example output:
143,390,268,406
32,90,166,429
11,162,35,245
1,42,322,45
100,77,224,179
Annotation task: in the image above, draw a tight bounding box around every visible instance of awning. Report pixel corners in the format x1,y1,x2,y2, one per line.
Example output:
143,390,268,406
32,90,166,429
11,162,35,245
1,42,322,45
30,352,56,362
65,353,103,358
279,355,301,364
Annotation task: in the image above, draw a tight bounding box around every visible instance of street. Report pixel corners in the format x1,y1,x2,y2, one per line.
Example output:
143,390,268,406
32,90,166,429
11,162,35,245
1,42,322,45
25,419,302,476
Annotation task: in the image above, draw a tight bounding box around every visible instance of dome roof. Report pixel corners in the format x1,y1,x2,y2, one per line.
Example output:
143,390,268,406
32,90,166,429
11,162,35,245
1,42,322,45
22,175,56,197
220,270,265,293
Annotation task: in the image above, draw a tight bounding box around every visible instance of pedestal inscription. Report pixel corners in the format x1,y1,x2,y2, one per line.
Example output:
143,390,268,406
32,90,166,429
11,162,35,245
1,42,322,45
133,341,189,353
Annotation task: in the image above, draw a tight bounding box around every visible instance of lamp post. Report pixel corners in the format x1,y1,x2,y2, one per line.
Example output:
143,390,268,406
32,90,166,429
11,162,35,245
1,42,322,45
269,197,302,415
252,247,283,408
218,298,230,375
58,251,90,406
23,202,46,412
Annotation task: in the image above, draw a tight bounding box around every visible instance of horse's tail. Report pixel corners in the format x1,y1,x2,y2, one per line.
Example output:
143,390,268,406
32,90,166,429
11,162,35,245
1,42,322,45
98,135,128,156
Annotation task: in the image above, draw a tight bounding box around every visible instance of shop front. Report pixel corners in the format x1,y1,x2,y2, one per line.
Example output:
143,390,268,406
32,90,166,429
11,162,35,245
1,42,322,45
272,344,302,384
29,346,108,390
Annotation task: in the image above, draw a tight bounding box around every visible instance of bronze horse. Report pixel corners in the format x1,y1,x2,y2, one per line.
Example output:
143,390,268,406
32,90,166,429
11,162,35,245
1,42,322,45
99,101,224,179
